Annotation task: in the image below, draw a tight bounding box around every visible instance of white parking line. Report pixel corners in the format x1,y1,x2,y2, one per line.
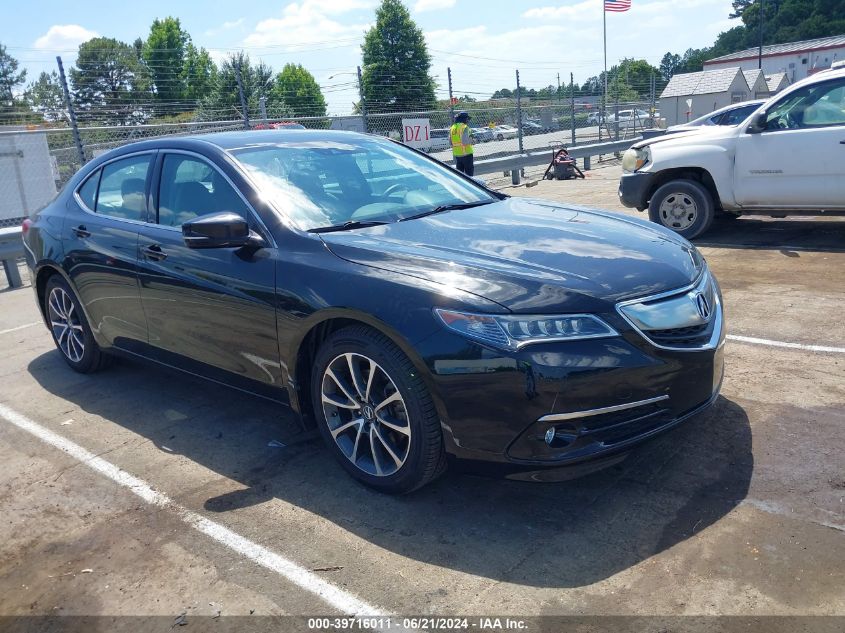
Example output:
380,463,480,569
0,402,386,617
727,334,845,354
0,322,40,336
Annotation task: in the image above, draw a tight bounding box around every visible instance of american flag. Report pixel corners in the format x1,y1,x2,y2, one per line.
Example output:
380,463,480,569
605,0,632,11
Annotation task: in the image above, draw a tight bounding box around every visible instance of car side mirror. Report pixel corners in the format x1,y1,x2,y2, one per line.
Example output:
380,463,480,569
746,111,767,134
182,212,263,250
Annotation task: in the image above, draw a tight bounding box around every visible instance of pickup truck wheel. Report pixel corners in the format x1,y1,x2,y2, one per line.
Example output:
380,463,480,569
648,179,715,239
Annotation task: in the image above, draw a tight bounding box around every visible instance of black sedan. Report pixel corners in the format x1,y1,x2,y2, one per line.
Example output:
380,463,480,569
22,130,724,493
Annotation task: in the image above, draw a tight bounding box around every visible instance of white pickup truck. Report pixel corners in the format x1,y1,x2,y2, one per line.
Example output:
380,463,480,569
619,64,845,238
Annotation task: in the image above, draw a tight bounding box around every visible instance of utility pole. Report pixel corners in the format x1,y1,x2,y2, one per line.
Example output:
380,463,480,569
56,56,85,167
570,72,576,145
357,65,368,133
557,72,561,105
515,69,524,154
259,95,268,123
448,67,455,121
758,0,764,69
235,62,250,129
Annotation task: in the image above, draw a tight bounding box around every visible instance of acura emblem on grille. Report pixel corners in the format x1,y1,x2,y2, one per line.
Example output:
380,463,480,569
694,292,711,320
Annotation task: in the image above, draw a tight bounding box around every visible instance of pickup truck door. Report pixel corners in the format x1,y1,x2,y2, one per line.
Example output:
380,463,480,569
734,75,845,209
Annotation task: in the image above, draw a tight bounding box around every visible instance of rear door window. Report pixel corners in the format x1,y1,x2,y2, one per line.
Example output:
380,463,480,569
95,155,153,221
77,170,100,210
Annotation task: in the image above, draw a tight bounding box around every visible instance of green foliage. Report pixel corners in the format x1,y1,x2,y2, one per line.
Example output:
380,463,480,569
577,59,663,100
70,37,151,125
361,0,436,113
142,17,189,103
24,71,64,121
0,43,27,105
662,0,845,81
182,43,216,102
271,63,327,117
201,52,273,120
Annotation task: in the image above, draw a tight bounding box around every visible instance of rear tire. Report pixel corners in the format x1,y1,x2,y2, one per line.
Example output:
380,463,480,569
311,326,446,494
44,275,112,373
648,179,715,239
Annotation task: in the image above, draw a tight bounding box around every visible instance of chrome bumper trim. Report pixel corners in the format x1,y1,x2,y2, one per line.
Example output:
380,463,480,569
538,394,669,423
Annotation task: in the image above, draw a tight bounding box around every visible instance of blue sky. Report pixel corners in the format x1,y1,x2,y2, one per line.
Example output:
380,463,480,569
7,0,738,114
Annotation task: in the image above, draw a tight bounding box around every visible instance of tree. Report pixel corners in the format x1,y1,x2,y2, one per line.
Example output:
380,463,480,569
659,52,682,81
271,63,326,117
491,88,513,99
25,71,64,121
202,52,272,120
70,37,151,124
182,43,216,103
361,0,436,113
729,0,754,19
0,43,26,105
143,17,190,103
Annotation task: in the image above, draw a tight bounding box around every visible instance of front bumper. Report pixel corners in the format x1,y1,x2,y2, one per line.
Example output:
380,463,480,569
417,304,725,481
618,171,658,210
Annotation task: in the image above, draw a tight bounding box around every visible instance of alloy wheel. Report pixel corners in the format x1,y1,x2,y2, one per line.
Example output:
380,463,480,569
48,287,85,363
320,353,411,477
659,193,698,230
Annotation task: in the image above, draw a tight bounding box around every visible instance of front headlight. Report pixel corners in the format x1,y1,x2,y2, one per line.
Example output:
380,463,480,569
622,147,650,173
434,309,619,350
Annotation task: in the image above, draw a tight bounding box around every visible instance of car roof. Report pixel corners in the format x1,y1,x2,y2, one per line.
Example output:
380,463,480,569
83,129,388,164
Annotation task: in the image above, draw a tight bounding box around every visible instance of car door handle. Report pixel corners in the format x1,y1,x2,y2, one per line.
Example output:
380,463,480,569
71,224,91,238
141,244,168,261
840,140,845,144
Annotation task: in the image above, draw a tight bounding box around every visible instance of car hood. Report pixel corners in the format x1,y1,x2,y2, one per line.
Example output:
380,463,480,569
319,197,702,313
631,124,736,149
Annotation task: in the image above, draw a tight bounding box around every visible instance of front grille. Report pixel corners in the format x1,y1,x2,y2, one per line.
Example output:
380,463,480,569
647,322,714,347
617,269,721,351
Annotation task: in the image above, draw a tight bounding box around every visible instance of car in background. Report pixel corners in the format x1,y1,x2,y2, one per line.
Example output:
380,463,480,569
421,128,452,152
585,111,606,126
24,129,724,493
666,99,766,134
608,109,654,128
471,127,494,143
521,121,551,135
253,121,307,130
619,65,845,238
492,125,518,140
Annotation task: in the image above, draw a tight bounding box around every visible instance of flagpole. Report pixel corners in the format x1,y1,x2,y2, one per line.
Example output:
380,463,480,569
603,1,607,134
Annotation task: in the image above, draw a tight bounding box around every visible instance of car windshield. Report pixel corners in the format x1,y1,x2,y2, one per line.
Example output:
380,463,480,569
229,137,497,231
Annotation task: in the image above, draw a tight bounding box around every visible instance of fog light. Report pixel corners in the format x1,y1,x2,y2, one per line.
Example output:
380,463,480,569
544,426,556,445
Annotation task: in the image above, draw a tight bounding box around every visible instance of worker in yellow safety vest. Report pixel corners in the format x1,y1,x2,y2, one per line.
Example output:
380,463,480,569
450,111,474,176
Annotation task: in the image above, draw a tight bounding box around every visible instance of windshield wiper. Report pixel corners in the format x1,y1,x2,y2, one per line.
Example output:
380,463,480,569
308,220,389,234
398,200,495,222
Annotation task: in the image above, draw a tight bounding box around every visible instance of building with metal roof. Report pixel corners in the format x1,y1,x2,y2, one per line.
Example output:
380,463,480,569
703,34,845,82
659,67,752,125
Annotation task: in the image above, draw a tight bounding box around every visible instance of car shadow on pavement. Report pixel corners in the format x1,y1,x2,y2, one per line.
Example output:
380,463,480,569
28,351,753,589
695,216,845,252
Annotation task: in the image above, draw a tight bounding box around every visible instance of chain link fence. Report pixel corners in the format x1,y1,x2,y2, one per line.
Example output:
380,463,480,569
1,52,664,234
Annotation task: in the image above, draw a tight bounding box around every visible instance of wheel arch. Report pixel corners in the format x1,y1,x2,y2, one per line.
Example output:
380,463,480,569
645,167,722,210
34,263,70,324
288,309,448,433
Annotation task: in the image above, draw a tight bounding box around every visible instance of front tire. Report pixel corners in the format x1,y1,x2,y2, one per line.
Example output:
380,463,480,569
311,326,445,494
648,179,715,239
44,275,112,373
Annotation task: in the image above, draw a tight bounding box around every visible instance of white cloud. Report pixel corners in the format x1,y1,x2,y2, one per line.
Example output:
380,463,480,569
205,17,246,37
523,0,724,21
33,25,99,51
414,0,457,12
244,0,373,48
522,0,600,21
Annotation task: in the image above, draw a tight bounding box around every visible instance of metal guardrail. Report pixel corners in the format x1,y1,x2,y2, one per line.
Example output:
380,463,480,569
0,226,24,289
474,137,639,184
